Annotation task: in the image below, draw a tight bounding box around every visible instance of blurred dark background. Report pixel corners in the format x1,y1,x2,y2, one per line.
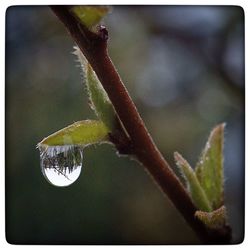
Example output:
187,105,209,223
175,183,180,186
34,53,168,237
6,6,244,244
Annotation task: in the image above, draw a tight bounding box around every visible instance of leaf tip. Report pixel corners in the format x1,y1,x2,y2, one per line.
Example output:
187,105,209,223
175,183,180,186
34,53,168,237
174,151,180,160
174,151,190,170
213,123,226,134
209,123,225,142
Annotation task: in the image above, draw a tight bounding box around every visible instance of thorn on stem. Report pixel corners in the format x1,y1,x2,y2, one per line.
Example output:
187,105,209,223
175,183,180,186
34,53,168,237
98,25,109,41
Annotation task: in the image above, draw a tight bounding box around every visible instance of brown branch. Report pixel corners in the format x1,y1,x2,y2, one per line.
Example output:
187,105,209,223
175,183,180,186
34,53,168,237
50,6,231,243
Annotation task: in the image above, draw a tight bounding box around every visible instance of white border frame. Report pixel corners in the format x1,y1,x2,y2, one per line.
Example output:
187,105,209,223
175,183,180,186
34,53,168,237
1,1,248,249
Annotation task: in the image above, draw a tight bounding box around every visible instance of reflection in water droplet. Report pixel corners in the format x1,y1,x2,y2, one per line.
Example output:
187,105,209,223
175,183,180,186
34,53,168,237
39,145,83,187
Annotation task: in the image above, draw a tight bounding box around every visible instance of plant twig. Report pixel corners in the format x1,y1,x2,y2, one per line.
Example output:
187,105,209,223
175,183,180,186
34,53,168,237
50,6,231,243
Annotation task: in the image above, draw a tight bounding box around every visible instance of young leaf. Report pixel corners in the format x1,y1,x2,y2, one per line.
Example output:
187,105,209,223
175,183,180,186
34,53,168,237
73,46,116,131
174,152,212,212
195,123,225,209
70,6,111,29
37,120,110,147
195,206,227,229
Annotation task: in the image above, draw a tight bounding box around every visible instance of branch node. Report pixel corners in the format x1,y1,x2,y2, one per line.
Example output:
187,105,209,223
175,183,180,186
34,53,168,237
109,131,133,155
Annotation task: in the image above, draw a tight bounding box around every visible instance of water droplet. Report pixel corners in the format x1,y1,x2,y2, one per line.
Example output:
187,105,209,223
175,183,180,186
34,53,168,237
39,145,83,187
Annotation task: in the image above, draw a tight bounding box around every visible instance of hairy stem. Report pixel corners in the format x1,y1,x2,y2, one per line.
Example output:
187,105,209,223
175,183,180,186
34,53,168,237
50,6,231,243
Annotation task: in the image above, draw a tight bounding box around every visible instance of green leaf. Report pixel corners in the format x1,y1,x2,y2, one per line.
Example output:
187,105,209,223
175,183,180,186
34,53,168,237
174,152,212,212
73,46,116,131
195,206,227,229
37,120,110,147
195,123,225,209
70,6,111,29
